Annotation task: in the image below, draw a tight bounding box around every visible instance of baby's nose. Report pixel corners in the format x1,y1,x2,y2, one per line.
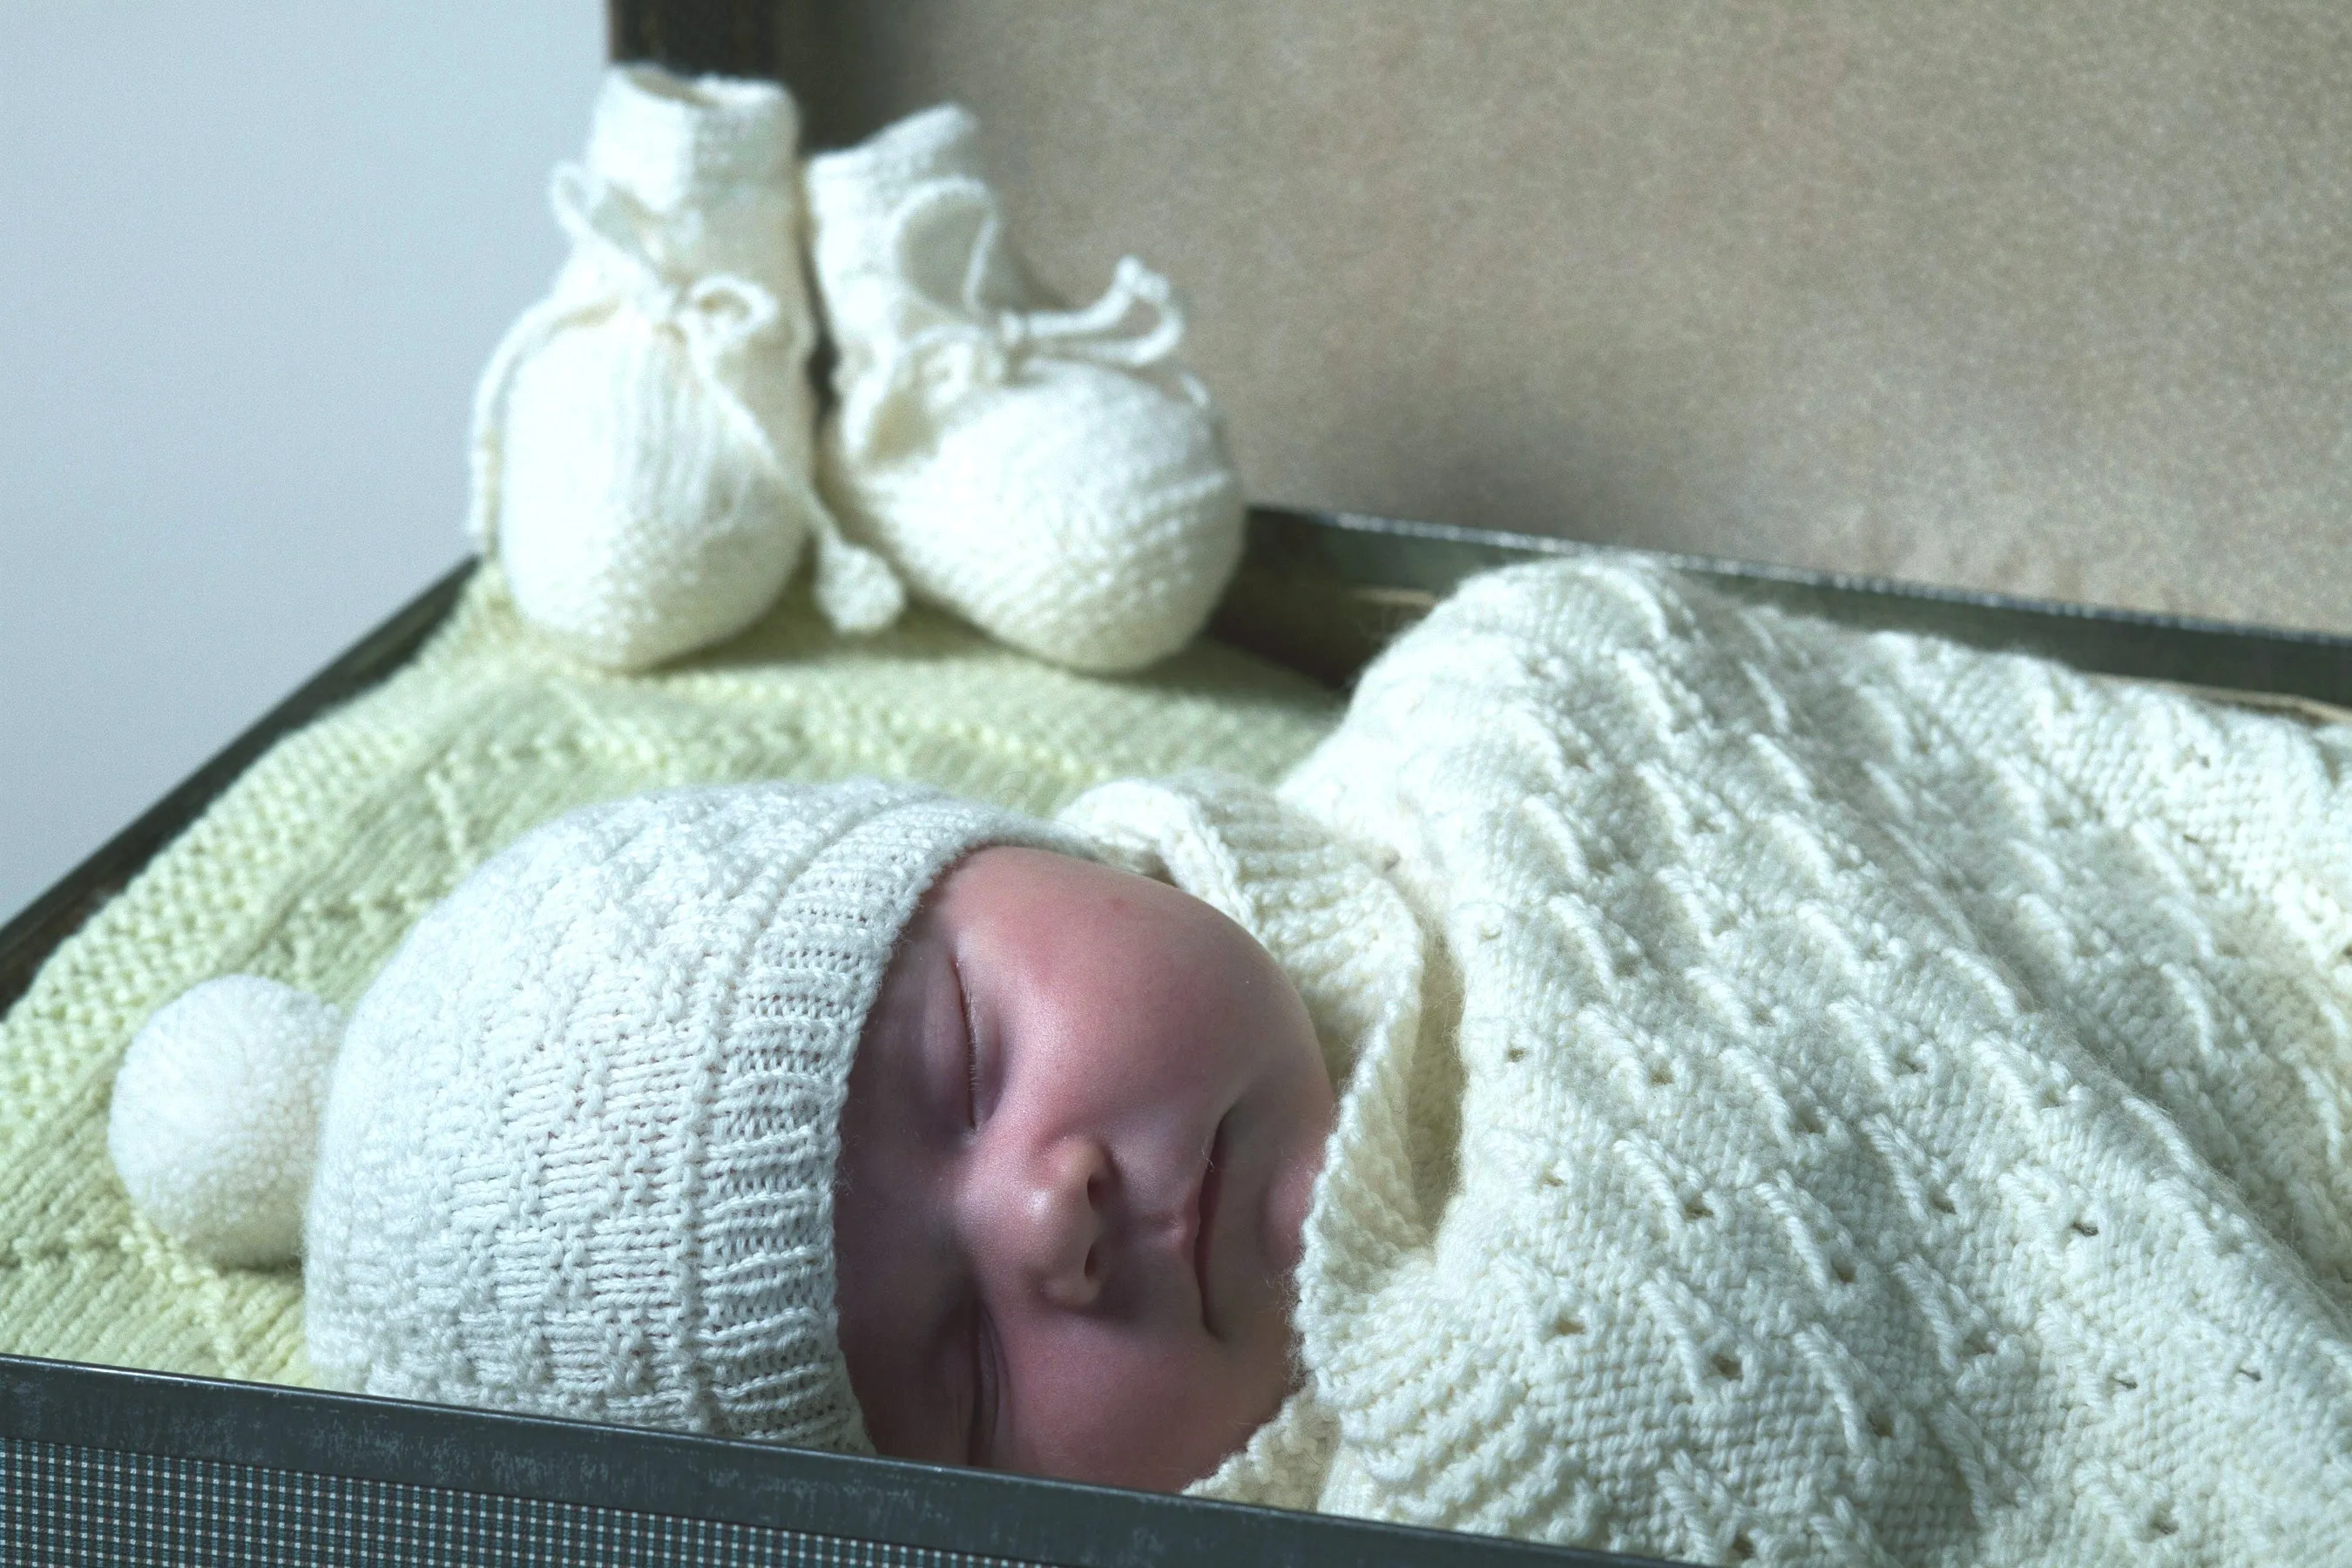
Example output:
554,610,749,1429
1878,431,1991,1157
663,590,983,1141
1016,1135,1111,1310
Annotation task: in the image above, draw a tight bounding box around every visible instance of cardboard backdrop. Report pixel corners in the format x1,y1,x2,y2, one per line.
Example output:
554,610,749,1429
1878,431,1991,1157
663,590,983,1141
774,0,2352,635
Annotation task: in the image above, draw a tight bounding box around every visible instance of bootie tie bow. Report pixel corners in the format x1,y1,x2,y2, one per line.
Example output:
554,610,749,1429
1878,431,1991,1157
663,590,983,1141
542,161,788,388
809,105,1245,675
470,66,899,672
834,178,1205,468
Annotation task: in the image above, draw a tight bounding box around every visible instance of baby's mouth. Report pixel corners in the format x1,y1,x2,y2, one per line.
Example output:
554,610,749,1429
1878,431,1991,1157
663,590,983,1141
1193,1114,1228,1335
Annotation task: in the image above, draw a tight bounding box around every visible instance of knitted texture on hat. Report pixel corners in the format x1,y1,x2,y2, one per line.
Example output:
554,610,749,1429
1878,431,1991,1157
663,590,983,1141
808,105,1247,674
1179,559,2352,1565
472,65,898,672
3,571,1336,1389
302,780,1071,1446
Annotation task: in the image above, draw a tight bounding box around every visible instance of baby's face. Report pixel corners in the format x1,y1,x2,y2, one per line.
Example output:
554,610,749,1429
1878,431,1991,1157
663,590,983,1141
833,845,1334,1490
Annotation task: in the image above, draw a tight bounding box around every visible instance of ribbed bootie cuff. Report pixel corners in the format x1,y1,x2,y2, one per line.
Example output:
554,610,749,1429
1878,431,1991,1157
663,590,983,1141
587,63,798,212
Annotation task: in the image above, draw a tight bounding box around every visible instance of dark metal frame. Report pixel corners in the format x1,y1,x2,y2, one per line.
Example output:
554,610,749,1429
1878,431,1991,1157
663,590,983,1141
0,1350,1630,1567
1210,508,2352,707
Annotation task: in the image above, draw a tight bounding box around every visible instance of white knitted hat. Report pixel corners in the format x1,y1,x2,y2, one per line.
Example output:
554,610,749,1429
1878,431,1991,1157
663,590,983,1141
108,779,1078,1450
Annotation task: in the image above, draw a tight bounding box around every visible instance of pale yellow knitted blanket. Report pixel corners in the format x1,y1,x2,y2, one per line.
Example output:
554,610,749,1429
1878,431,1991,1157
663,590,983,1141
0,573,1339,1386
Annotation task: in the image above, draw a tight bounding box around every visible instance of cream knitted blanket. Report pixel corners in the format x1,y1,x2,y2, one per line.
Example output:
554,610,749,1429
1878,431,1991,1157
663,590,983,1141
1119,559,2352,1565
0,573,1337,1383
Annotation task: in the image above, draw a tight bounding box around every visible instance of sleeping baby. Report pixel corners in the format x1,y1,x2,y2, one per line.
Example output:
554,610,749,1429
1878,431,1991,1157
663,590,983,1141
108,556,2352,1565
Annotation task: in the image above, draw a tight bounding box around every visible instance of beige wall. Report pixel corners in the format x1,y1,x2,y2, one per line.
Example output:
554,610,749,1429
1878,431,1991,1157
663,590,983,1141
780,1,2352,634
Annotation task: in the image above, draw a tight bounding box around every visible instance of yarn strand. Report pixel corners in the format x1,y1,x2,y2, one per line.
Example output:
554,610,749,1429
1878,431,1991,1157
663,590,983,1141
469,162,851,568
836,177,1204,463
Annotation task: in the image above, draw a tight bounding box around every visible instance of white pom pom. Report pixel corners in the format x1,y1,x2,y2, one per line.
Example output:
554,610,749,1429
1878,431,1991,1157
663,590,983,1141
810,516,908,635
108,976,345,1267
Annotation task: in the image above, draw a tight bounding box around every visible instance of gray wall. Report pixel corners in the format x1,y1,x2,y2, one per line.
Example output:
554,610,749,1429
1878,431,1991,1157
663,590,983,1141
796,1,2352,639
1,4,603,917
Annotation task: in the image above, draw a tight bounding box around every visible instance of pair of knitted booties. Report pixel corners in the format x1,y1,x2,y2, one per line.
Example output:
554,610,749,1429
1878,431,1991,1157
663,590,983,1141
472,65,1246,675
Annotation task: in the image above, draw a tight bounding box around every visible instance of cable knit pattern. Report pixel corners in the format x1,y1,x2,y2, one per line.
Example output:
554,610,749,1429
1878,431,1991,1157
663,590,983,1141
1176,558,2352,1565
0,570,1336,1388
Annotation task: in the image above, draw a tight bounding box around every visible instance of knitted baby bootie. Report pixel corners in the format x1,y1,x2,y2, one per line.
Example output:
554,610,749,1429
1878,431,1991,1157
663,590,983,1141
806,105,1246,674
471,65,900,671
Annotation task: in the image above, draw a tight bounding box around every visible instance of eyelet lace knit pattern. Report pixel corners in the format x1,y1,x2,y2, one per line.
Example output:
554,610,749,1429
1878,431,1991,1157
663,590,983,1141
1176,558,2352,1565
